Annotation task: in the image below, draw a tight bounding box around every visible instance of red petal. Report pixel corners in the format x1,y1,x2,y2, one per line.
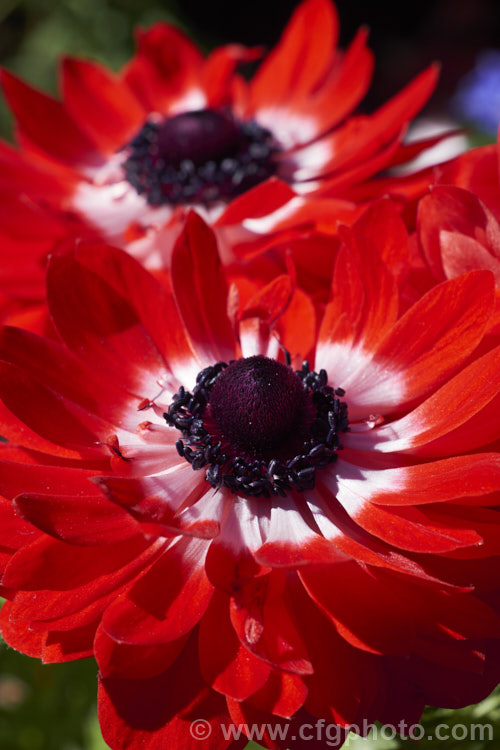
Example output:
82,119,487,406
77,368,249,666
230,572,313,675
250,0,339,110
199,589,271,701
0,601,44,657
319,226,398,350
434,143,500,219
0,324,136,430
62,57,144,154
99,632,240,750
291,578,381,725
418,184,500,282
0,496,39,552
0,139,72,198
123,23,204,113
7,540,162,629
0,451,99,501
300,562,417,655
226,701,347,750
95,626,188,680
41,621,98,662
14,492,139,546
404,642,500,710
0,361,113,454
171,212,236,366
0,69,102,166
353,197,411,282
203,44,263,108
366,64,439,149
298,28,374,136
2,534,150,591
46,249,166,395
349,501,481,554
246,669,308,719
279,287,317,363
102,536,213,645
241,274,293,328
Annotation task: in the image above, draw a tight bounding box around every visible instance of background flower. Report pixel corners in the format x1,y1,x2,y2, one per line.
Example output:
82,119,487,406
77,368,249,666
0,0,439,330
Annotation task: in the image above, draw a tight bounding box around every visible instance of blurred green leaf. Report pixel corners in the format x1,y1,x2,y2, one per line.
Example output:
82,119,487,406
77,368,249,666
0,0,188,140
0,638,101,750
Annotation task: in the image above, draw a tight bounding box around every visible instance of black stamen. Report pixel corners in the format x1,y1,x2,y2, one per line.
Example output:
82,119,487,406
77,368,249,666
164,357,348,499
123,109,280,207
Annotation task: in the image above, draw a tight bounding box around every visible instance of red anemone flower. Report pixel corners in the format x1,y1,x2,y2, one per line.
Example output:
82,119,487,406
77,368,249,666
1,216,500,749
0,0,438,325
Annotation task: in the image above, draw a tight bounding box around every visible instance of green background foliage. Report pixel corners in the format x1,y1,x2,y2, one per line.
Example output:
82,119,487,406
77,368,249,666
0,0,196,141
2,635,500,750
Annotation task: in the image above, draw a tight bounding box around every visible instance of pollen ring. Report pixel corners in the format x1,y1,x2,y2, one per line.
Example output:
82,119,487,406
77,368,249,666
164,357,348,499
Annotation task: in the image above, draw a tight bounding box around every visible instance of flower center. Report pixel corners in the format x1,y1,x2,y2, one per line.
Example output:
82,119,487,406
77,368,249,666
123,109,280,206
209,356,310,460
164,356,348,498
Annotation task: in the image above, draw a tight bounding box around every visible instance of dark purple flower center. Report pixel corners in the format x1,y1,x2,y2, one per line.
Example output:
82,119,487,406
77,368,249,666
123,109,280,207
164,356,348,498
209,356,310,461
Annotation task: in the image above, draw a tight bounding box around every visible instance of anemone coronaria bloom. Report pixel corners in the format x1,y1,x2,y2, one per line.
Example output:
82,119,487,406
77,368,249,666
1,216,500,749
0,0,439,326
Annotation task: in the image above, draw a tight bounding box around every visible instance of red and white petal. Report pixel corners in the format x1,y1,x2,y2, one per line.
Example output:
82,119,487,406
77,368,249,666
314,65,439,179
254,495,344,567
336,451,500,506
351,343,500,456
71,240,201,388
205,496,269,593
95,464,215,536
249,0,339,147
122,23,205,114
320,270,495,419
